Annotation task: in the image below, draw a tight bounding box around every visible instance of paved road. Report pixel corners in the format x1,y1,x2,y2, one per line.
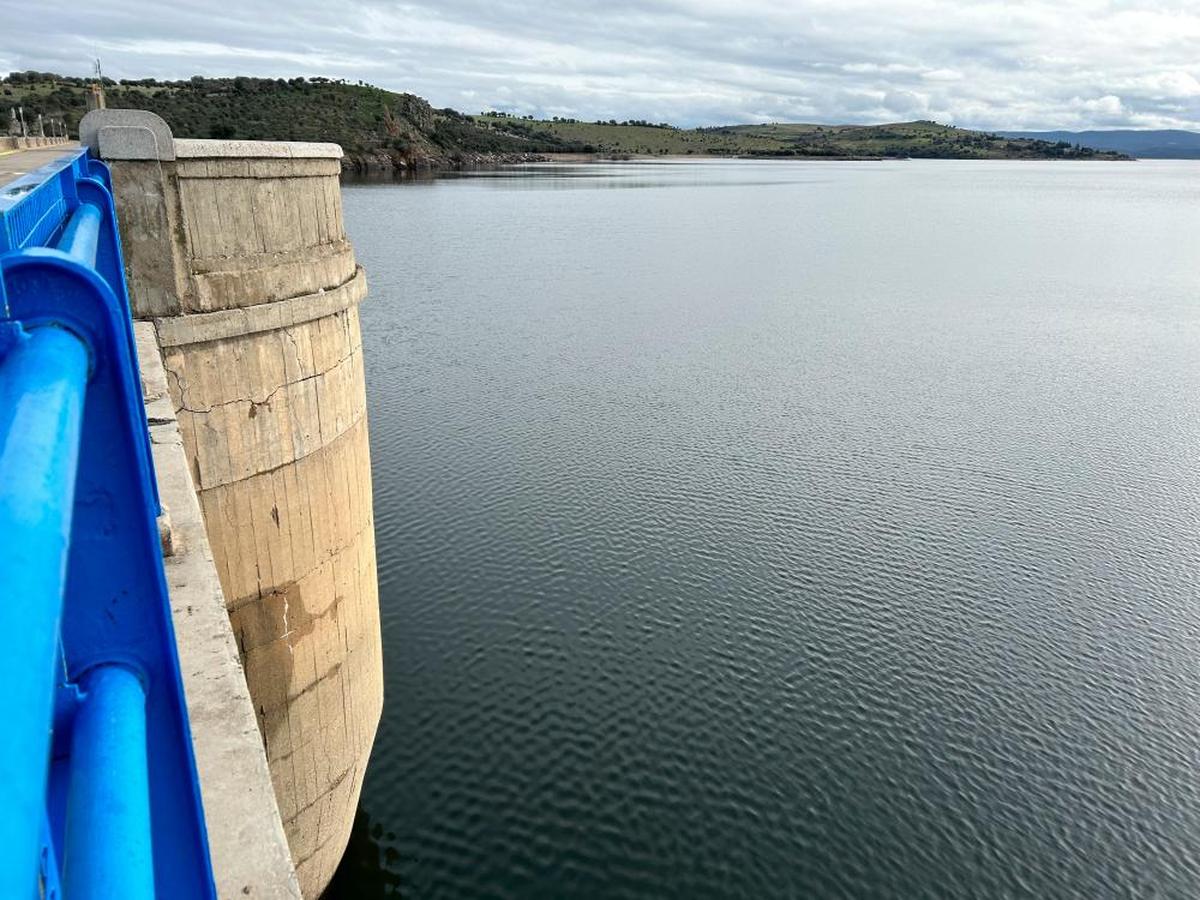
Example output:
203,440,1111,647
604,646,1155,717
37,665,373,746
0,144,80,189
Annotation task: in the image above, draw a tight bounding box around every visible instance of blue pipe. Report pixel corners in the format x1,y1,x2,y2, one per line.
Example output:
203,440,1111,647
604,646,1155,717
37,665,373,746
63,664,154,900
56,202,102,268
0,325,89,900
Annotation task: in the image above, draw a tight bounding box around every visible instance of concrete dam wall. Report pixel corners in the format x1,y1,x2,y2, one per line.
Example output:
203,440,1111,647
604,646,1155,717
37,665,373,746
85,111,382,897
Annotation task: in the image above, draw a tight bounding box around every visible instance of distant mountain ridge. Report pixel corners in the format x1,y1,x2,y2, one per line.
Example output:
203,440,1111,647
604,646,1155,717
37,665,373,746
996,129,1200,159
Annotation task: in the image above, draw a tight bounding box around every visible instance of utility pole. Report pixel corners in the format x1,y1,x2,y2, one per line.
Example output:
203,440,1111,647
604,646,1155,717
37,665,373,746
88,58,107,111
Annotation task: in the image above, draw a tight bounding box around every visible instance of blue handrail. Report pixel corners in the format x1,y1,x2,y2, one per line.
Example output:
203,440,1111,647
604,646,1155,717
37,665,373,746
0,149,215,898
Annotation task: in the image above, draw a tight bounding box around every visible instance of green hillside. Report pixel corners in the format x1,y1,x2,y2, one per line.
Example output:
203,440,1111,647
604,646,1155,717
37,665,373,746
474,114,1128,159
0,72,577,167
1,72,1128,166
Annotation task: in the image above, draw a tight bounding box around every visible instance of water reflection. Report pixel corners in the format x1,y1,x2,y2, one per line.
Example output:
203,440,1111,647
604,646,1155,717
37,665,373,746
342,159,842,191
324,807,405,898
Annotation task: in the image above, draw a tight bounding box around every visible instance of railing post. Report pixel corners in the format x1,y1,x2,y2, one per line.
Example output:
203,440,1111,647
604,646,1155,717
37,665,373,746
1,145,216,899
63,665,154,900
0,324,89,900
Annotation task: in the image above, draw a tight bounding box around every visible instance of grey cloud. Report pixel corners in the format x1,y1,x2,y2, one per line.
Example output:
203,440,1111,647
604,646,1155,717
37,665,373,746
2,0,1199,129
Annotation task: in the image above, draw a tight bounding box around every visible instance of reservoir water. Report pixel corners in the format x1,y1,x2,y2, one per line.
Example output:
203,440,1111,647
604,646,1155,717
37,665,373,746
328,160,1200,898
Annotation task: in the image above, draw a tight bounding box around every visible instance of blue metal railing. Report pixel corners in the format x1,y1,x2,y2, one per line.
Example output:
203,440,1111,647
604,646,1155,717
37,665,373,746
0,149,215,898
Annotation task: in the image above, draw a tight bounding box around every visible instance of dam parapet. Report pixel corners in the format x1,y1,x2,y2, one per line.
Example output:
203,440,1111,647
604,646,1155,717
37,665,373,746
82,109,383,898
0,135,71,151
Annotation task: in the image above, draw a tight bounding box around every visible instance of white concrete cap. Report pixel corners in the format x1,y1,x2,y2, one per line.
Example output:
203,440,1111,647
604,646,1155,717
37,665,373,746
174,139,343,159
81,109,176,160
98,126,164,161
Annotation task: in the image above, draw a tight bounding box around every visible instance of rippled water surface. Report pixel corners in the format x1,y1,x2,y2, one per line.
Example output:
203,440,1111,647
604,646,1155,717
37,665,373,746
327,160,1200,898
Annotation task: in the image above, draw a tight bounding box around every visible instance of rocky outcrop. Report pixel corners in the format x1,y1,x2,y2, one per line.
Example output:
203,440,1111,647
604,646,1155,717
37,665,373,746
340,148,550,175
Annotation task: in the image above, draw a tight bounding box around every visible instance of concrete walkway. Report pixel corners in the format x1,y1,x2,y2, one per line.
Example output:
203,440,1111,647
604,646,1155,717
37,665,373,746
0,143,80,187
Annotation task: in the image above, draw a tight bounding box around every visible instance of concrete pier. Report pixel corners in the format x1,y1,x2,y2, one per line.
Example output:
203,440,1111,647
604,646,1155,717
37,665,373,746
83,110,383,898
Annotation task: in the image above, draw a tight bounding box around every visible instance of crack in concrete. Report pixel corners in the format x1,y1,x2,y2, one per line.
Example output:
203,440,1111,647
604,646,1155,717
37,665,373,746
164,343,358,416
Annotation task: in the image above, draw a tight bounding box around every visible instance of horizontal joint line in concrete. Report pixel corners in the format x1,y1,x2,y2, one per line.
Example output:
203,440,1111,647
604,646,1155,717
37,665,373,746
191,407,368,497
153,266,367,347
187,242,354,277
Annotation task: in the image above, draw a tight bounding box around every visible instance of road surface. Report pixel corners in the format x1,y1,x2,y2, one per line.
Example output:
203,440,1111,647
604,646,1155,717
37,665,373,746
1,144,80,189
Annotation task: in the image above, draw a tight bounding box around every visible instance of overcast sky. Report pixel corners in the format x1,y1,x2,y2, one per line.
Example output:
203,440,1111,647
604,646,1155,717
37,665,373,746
3,0,1199,130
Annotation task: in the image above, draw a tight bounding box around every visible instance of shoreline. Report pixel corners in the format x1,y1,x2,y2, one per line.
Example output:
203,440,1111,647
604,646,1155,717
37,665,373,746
342,150,1141,178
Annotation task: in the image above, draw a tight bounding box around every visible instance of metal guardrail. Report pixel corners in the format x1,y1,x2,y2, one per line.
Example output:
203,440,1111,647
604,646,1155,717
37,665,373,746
0,149,215,898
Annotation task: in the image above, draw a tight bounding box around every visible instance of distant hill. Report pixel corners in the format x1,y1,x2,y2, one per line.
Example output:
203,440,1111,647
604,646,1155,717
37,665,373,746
997,129,1200,159
0,71,1129,169
477,115,1127,160
0,71,578,170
